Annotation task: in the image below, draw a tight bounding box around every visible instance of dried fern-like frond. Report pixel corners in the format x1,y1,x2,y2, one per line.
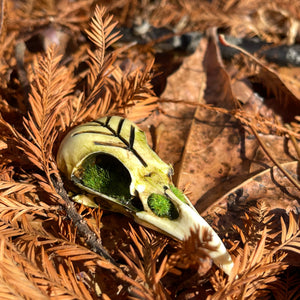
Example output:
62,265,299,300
1,17,132,296
0,194,48,225
167,227,212,273
232,200,279,248
119,225,170,300
0,180,35,196
1,45,74,186
0,197,129,300
72,5,157,124
86,6,122,67
210,207,300,299
25,45,75,153
85,5,122,101
107,60,158,120
73,56,115,123
2,235,96,300
275,211,300,256
209,230,288,300
0,179,51,232
0,237,49,300
68,5,123,124
268,269,300,300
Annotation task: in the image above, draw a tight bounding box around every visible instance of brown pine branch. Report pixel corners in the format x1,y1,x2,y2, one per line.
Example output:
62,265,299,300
85,6,122,67
76,52,116,123
85,5,122,99
209,234,287,299
231,200,278,249
69,6,123,124
210,203,300,299
3,236,95,299
119,225,170,299
271,212,300,256
108,60,158,120
52,176,116,264
0,238,49,299
0,34,120,290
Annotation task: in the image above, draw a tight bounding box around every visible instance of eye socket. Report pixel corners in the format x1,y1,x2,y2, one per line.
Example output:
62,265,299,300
73,153,143,211
147,194,179,220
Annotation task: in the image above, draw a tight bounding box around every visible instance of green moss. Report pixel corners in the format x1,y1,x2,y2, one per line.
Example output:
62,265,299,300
169,185,186,203
147,194,179,220
82,164,110,192
81,155,132,203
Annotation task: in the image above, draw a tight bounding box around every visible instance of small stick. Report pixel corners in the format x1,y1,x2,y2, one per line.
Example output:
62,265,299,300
0,0,4,36
250,126,300,191
52,175,117,265
219,34,300,191
285,123,300,161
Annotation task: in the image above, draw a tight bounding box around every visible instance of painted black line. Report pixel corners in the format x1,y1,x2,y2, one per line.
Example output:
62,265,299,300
131,149,147,167
94,118,148,167
129,125,135,149
117,118,125,136
105,116,112,126
72,130,113,137
94,141,127,149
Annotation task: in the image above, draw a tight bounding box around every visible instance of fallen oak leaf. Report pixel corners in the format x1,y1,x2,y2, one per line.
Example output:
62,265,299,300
175,28,241,205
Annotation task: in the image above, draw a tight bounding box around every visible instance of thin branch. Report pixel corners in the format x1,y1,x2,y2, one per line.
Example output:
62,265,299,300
250,126,300,191
285,123,300,161
158,98,300,139
0,0,4,36
51,175,117,266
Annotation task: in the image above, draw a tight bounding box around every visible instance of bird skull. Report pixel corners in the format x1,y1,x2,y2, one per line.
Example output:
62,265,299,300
57,116,234,275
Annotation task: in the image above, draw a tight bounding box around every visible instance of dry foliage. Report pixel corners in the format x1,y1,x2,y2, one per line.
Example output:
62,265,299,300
0,0,300,299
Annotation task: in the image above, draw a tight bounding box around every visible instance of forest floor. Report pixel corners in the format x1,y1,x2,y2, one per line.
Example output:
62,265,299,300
0,1,300,299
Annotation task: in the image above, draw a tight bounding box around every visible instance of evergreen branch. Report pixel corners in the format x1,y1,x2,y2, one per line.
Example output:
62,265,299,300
86,6,122,67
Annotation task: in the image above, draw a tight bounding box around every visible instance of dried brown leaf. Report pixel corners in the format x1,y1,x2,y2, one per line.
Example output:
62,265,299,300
203,161,300,223
220,34,300,122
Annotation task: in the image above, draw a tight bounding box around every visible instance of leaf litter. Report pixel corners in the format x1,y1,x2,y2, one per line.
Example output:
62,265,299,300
0,0,300,299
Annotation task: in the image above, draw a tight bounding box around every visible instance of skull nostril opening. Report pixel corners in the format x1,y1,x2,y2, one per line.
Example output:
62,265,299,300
147,194,179,220
73,153,143,211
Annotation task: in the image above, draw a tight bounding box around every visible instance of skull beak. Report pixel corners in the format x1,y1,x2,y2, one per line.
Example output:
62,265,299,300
134,188,234,276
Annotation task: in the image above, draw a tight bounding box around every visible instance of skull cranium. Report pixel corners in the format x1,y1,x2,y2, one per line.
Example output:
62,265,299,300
57,116,234,275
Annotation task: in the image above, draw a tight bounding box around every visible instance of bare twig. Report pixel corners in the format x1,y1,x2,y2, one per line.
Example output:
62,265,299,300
52,175,117,265
250,126,300,191
158,98,300,139
285,123,300,161
0,0,4,36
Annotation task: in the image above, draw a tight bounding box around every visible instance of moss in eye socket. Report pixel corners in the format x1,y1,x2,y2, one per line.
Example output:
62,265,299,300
147,194,179,220
80,154,132,203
